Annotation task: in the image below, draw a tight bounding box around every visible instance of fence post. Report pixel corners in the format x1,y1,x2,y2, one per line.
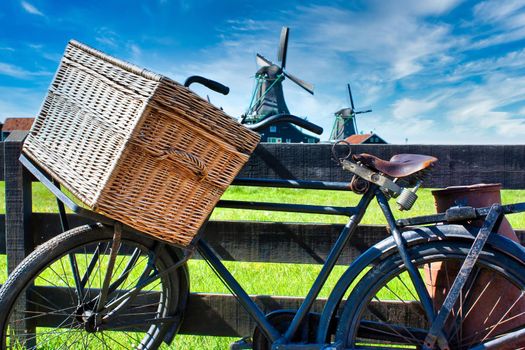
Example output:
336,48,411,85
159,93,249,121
4,130,32,273
4,131,34,347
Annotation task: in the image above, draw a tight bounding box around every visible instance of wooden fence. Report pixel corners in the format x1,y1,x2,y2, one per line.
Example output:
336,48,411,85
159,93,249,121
2,130,525,337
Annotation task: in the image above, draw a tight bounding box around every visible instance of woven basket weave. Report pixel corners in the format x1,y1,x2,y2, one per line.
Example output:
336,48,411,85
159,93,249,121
23,40,260,247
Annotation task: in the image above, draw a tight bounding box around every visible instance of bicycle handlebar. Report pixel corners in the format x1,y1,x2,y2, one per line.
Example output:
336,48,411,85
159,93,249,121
183,75,230,95
245,114,324,135
183,76,323,136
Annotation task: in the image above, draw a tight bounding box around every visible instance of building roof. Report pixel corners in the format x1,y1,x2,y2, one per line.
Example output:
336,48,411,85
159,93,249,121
345,133,373,144
2,118,35,132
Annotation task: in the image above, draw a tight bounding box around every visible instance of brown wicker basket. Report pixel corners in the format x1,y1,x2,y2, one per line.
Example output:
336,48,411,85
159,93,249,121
23,40,260,247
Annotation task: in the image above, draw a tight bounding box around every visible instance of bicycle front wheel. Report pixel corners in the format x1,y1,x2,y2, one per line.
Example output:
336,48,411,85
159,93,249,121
337,239,525,349
0,223,188,350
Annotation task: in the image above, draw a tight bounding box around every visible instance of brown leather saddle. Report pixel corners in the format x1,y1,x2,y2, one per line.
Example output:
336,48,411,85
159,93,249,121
352,153,438,178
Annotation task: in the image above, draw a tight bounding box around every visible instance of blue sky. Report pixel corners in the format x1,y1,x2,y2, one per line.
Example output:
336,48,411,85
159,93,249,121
1,0,525,144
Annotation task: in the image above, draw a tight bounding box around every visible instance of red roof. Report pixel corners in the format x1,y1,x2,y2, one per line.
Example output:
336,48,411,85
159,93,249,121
345,133,372,144
2,118,35,132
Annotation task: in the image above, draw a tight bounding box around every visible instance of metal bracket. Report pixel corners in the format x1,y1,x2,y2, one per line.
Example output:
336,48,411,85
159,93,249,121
341,160,402,195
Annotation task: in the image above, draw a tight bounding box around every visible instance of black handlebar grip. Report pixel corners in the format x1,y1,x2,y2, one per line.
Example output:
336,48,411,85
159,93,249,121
183,75,230,95
288,116,324,135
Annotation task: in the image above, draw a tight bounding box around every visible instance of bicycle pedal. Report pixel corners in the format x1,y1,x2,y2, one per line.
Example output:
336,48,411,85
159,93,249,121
229,337,253,350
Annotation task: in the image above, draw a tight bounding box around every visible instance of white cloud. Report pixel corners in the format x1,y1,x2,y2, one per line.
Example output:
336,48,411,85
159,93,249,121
393,98,438,120
21,1,44,16
0,87,44,121
95,27,120,48
293,4,463,81
0,62,51,79
129,44,141,58
444,74,525,138
452,48,525,79
0,63,32,79
469,0,525,48
470,26,525,49
474,0,525,26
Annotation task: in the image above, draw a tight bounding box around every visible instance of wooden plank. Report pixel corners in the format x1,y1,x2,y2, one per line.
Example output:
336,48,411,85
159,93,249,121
203,220,387,264
14,285,424,338
1,214,388,264
4,131,31,272
179,293,332,336
238,144,525,189
1,142,524,188
181,294,423,337
1,214,524,264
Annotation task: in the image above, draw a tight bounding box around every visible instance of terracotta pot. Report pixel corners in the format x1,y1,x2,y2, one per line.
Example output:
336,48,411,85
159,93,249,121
425,184,524,348
431,183,516,241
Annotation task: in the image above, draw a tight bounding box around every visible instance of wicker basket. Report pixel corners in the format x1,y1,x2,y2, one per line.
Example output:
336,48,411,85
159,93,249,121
23,40,260,247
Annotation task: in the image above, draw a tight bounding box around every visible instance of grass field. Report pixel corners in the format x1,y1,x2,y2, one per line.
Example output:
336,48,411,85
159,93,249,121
1,182,524,348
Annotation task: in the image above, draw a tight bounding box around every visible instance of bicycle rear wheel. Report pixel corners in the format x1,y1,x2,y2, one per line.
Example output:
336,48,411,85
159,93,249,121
0,223,188,349
337,239,525,349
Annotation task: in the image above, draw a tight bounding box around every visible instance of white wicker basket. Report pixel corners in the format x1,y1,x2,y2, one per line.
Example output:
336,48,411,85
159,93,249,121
23,40,260,246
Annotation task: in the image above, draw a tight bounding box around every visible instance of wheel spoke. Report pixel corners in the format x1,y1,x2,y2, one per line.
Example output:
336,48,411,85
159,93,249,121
0,226,179,349
81,243,102,289
341,240,525,349
108,248,142,294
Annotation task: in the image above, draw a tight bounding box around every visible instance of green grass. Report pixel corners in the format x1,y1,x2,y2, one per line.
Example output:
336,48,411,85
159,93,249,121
1,182,524,348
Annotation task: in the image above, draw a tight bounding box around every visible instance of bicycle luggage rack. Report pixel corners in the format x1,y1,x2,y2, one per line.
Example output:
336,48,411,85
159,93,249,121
396,202,525,227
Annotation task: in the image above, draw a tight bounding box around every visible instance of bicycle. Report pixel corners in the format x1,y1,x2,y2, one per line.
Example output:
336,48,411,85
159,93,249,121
0,77,524,350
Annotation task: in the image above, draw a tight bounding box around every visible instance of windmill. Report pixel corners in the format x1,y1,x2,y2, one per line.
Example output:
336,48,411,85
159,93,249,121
241,27,321,143
330,83,372,141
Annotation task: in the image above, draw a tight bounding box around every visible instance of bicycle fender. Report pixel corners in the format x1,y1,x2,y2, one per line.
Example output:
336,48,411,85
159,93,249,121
315,224,525,344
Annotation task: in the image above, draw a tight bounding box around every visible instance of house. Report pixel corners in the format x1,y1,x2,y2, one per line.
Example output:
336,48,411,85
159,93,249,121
345,133,387,145
2,118,35,140
259,123,319,144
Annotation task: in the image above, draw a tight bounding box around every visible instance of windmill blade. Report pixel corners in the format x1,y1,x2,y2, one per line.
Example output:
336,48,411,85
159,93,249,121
347,83,355,110
284,71,314,95
256,53,273,67
277,27,289,69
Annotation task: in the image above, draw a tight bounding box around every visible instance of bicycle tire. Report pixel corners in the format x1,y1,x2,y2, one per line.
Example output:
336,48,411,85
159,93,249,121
336,239,525,349
0,223,188,350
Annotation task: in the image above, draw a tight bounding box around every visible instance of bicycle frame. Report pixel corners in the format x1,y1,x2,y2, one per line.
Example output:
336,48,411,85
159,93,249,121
199,181,462,349
18,153,525,349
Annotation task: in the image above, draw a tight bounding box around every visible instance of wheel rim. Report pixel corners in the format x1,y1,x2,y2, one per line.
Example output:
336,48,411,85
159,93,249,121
342,244,525,349
3,237,176,349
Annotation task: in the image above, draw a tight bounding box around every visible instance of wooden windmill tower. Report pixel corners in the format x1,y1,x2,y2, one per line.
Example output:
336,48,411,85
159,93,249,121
330,83,372,141
241,27,321,143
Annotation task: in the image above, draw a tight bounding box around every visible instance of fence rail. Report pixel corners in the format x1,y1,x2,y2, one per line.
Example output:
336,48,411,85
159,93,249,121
2,131,525,337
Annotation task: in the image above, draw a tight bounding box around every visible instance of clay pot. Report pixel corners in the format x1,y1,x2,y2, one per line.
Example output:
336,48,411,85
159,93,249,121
431,183,516,240
425,184,524,348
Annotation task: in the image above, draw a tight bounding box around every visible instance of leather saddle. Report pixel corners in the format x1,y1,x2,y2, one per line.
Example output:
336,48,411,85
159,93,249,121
352,153,438,178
